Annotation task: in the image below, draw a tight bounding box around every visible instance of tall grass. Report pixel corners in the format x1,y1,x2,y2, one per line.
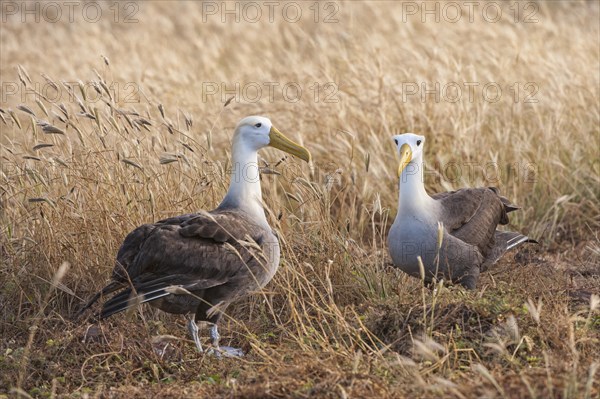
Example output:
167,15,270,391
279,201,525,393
1,1,598,397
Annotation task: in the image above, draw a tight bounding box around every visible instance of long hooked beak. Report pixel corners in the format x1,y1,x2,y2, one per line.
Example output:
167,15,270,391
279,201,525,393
397,143,412,178
268,126,311,162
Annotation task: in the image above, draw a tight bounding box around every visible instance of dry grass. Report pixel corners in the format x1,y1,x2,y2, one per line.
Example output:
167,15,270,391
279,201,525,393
1,1,599,398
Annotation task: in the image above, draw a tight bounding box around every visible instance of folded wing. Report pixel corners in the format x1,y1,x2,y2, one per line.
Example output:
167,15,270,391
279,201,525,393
433,187,530,266
78,210,272,319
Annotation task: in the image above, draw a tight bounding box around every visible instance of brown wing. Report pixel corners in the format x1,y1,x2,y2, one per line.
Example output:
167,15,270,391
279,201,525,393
113,210,266,280
434,187,510,257
80,209,272,319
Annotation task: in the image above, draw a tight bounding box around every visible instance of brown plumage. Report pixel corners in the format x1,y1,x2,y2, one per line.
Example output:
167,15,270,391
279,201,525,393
78,116,311,355
388,134,535,289
86,210,278,321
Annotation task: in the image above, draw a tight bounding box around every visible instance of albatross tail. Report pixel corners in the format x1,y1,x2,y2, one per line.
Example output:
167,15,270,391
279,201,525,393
74,281,122,321
98,286,173,320
482,230,538,271
497,230,537,250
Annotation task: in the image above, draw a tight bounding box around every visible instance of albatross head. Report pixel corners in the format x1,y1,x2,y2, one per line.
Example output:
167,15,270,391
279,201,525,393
234,116,311,162
392,133,425,178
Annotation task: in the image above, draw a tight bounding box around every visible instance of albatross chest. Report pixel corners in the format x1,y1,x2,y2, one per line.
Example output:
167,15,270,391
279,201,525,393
387,216,441,279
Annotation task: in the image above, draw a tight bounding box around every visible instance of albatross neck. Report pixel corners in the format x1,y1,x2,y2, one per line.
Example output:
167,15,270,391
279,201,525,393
218,139,269,227
397,154,437,216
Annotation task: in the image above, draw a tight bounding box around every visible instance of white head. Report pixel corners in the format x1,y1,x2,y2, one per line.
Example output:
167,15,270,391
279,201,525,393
391,133,425,178
219,116,311,219
233,116,311,161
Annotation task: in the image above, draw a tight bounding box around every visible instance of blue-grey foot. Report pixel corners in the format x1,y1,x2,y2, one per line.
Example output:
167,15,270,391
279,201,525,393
187,317,203,353
207,324,244,358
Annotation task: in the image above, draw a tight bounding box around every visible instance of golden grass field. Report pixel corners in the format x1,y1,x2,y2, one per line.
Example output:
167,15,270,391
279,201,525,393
1,1,599,397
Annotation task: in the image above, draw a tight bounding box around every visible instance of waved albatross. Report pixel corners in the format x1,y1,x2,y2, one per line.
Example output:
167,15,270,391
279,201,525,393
78,116,310,356
388,133,535,289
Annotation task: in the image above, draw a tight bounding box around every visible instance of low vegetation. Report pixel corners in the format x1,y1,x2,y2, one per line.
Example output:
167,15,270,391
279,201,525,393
1,2,598,398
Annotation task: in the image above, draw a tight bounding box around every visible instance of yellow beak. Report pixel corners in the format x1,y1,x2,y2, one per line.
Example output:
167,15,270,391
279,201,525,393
397,143,412,178
269,126,311,162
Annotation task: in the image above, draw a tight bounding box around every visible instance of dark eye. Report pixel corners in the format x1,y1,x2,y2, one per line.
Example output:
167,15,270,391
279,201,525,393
254,123,262,128
416,140,422,146
394,139,398,145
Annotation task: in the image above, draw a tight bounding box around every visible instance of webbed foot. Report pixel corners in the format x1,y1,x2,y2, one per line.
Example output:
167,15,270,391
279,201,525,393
207,323,244,358
207,346,244,358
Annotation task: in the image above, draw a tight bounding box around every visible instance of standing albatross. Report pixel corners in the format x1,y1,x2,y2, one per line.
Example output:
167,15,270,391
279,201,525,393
388,133,534,289
78,116,310,356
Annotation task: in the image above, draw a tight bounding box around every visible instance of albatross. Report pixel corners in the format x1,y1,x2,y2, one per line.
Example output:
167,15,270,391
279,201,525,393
78,116,310,356
388,133,535,289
